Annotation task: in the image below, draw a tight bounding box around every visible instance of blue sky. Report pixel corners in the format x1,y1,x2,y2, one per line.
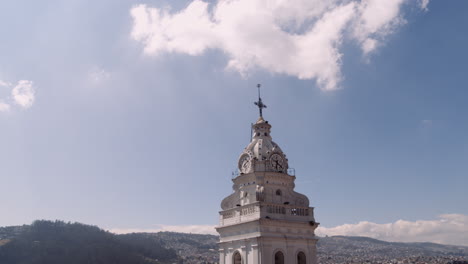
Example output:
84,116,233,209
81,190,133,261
0,0,467,245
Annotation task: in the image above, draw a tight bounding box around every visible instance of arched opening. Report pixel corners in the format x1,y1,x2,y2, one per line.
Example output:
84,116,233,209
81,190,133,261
233,251,242,264
276,189,282,196
274,251,284,264
297,251,306,264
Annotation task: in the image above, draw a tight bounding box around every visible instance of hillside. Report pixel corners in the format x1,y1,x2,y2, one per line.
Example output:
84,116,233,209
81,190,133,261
318,236,468,264
0,220,177,264
143,233,468,264
125,232,468,264
1,221,467,264
151,232,218,263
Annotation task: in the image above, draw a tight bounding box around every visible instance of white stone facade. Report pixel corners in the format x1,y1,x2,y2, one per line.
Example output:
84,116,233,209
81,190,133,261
216,117,319,264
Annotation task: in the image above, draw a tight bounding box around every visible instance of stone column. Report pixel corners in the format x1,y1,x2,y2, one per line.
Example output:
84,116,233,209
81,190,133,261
219,248,226,264
251,244,259,264
241,245,247,264
308,240,318,264
228,247,234,264
287,244,295,264
262,244,272,264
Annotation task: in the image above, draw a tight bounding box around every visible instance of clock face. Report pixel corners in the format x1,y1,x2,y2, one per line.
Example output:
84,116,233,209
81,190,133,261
239,154,251,173
270,153,285,172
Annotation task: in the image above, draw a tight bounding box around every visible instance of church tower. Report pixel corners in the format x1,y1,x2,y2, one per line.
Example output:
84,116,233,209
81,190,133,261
216,85,319,264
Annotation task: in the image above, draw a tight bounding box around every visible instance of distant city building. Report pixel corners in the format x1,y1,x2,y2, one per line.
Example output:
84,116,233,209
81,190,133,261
216,86,319,264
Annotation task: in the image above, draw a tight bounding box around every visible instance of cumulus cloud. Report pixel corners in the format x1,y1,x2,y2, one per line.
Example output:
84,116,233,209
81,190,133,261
110,224,217,235
0,80,11,112
0,80,12,87
111,214,468,246
351,0,407,55
130,0,427,90
88,66,111,83
0,79,35,112
420,0,430,11
421,119,433,126
316,214,468,246
12,80,35,109
0,102,10,112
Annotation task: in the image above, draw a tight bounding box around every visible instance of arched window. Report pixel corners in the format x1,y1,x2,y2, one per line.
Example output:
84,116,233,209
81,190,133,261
233,251,242,264
274,251,284,264
276,189,282,196
297,251,306,264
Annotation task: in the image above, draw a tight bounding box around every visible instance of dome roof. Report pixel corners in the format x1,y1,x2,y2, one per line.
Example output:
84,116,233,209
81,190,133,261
238,117,288,174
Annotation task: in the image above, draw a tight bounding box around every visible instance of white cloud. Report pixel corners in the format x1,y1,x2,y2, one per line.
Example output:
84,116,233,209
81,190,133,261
361,38,378,55
316,214,468,246
12,80,35,109
0,102,10,112
0,80,12,87
89,66,111,83
421,119,433,126
420,0,430,11
110,214,468,247
109,224,217,235
0,79,35,112
352,0,406,55
130,0,426,90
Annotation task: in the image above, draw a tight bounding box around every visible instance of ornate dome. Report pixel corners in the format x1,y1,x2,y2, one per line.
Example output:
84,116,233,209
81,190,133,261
238,116,289,174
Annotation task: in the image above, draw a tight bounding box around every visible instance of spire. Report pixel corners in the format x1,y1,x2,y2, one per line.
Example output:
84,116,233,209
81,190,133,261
254,84,267,118
237,85,289,174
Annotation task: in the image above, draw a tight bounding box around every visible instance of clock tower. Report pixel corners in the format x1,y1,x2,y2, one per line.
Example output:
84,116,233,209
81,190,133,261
216,86,319,264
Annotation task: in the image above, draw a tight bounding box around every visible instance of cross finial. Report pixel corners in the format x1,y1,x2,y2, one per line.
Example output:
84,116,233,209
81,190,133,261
254,84,267,117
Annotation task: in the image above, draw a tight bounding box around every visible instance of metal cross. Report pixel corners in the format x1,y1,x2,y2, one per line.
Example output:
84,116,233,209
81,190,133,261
254,84,267,117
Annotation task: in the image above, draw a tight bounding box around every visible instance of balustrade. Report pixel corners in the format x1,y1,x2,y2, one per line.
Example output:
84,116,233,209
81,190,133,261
265,204,310,216
220,203,260,226
220,203,315,226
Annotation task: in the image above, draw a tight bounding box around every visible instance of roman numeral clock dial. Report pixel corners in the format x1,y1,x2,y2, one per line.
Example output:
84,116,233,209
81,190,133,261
239,154,251,173
270,153,285,172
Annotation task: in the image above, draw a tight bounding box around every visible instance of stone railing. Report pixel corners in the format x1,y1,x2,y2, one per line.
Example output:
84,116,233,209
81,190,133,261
219,203,261,226
219,202,315,226
231,168,296,179
263,203,314,221
265,204,309,216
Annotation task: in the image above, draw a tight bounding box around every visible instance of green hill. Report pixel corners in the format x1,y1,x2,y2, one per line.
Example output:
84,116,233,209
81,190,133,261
0,220,177,264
